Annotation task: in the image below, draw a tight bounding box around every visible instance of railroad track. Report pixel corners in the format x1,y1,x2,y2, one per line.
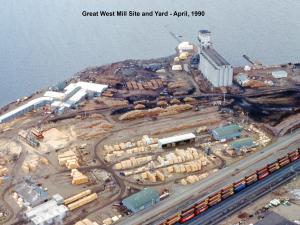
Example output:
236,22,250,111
187,160,300,225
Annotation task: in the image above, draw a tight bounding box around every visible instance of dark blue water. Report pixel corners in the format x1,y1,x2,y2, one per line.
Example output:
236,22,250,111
0,0,300,107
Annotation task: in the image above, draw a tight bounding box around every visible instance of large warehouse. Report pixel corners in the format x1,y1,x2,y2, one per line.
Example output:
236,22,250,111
211,124,242,141
198,30,233,87
122,188,160,213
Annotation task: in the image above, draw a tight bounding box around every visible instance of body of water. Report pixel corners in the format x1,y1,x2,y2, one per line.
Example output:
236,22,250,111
0,0,299,107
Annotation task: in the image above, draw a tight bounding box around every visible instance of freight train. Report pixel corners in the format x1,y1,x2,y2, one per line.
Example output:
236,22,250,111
158,149,300,225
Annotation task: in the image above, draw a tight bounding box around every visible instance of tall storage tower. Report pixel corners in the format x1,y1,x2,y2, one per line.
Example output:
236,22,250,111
198,30,233,87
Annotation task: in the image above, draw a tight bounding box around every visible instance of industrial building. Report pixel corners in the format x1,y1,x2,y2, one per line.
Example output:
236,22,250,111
122,188,160,213
0,97,53,123
49,81,108,110
0,81,108,123
158,133,196,148
15,177,48,206
211,124,242,141
25,194,68,225
230,137,256,151
198,30,233,87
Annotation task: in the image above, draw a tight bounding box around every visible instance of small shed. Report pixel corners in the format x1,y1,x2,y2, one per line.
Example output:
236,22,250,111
211,124,242,141
122,188,160,213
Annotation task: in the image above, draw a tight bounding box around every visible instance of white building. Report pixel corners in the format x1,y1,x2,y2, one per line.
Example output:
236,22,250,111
198,30,233,87
272,70,288,79
158,133,196,148
0,81,108,124
0,97,53,123
25,194,68,225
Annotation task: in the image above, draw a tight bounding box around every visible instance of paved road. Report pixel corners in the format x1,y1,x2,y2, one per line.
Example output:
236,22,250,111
119,130,300,225
187,159,300,225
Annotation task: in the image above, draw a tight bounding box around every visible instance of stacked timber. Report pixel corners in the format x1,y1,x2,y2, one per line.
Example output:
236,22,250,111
67,193,98,211
71,169,89,185
64,190,92,205
75,218,99,225
58,150,79,169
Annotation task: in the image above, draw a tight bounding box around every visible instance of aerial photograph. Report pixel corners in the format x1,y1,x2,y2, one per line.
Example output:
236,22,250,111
1,1,300,225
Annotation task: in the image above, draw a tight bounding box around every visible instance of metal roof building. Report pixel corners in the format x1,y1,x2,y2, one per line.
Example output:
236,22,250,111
0,97,53,123
211,124,242,141
158,133,196,148
230,137,256,151
25,194,68,225
122,188,160,213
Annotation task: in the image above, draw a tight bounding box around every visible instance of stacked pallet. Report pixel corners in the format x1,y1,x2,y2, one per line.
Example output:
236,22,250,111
58,150,79,169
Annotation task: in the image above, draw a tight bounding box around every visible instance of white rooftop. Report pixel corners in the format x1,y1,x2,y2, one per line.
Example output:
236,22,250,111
31,205,68,225
158,133,196,146
67,88,87,104
64,81,108,94
26,194,68,225
44,91,65,100
272,70,288,78
0,97,53,123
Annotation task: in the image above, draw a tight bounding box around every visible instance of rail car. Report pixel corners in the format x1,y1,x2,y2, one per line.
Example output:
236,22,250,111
278,156,291,167
245,173,258,185
194,200,209,215
233,179,247,192
267,162,280,173
179,208,195,223
288,150,299,162
164,214,180,225
257,167,269,180
159,149,300,224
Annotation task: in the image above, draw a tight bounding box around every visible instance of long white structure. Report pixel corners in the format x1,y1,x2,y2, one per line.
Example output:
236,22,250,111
198,30,233,87
158,133,196,148
0,81,108,123
0,97,53,123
